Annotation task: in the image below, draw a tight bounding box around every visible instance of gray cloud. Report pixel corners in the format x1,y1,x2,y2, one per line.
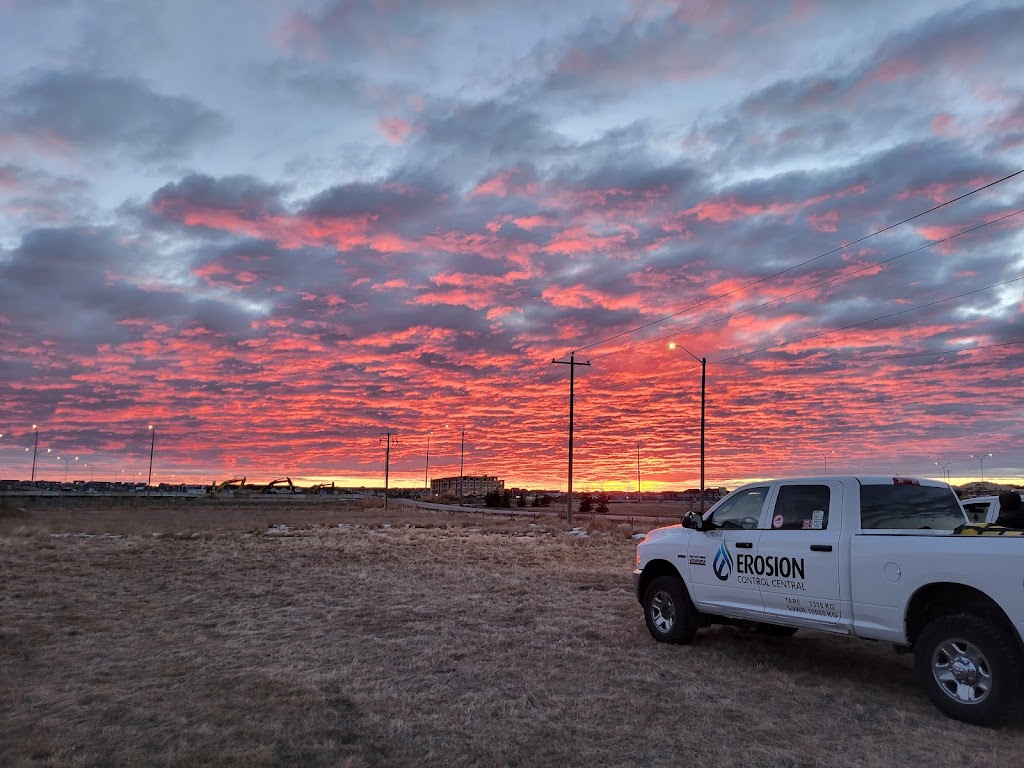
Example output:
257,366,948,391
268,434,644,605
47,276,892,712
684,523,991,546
2,71,227,160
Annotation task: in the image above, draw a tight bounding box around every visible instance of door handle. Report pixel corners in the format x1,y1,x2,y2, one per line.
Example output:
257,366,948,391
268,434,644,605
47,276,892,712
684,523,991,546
735,542,753,549
810,544,833,552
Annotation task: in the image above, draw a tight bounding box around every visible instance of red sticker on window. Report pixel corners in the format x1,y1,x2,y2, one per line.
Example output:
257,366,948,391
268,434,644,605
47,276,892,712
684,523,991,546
772,514,784,529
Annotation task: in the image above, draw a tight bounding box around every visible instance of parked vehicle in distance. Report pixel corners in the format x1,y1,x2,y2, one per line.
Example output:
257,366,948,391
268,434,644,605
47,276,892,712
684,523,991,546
961,491,1024,524
633,476,1024,726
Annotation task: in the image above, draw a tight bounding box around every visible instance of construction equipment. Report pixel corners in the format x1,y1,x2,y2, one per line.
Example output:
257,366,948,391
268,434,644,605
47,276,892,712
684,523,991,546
262,477,296,494
209,476,246,495
308,481,335,494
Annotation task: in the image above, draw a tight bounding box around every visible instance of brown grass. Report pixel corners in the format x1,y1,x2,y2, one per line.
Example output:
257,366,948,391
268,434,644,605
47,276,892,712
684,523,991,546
1,498,1022,767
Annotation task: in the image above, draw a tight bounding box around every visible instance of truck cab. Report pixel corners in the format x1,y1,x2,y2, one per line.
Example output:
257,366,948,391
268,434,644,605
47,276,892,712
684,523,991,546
633,476,1024,726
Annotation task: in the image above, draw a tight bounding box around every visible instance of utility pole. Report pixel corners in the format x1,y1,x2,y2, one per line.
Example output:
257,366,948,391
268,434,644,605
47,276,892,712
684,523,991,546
147,425,155,496
636,441,642,500
380,432,395,512
700,356,706,515
459,429,465,505
552,351,590,526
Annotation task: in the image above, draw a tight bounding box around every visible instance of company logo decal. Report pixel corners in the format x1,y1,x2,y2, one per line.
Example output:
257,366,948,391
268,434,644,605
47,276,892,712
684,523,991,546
712,541,733,581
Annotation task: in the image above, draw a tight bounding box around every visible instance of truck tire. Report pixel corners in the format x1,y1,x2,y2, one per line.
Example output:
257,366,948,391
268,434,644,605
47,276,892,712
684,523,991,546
914,613,1022,727
643,575,697,645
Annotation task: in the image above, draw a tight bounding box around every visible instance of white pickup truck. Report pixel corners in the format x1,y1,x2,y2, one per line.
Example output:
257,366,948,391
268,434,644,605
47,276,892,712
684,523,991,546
633,476,1024,726
962,492,1024,524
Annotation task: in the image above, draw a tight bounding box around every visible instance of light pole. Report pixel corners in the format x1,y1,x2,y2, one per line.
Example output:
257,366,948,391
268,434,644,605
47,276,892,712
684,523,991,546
424,431,432,493
669,342,707,513
636,441,642,501
379,432,396,512
970,453,992,483
935,462,952,483
147,425,155,496
58,455,78,483
823,450,835,476
459,428,465,504
29,425,39,486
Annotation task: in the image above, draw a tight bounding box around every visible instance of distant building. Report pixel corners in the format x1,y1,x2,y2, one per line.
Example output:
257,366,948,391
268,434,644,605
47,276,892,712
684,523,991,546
957,481,1009,499
431,475,504,497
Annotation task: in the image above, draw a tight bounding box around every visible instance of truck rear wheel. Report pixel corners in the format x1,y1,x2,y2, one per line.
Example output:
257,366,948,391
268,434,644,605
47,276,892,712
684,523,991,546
643,576,697,645
914,613,1022,727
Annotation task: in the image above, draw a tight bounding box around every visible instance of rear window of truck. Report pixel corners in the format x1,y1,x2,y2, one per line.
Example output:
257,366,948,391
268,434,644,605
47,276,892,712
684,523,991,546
860,484,966,530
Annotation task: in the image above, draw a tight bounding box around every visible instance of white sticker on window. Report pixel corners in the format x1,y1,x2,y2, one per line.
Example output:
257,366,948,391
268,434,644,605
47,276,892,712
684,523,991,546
772,514,784,529
812,510,825,522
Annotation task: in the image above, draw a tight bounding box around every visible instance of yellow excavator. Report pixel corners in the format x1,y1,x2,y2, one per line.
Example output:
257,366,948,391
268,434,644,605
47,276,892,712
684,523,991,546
209,476,246,495
262,477,296,494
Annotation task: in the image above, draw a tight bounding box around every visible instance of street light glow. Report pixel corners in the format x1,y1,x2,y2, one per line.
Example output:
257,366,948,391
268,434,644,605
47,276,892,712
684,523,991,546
970,453,993,482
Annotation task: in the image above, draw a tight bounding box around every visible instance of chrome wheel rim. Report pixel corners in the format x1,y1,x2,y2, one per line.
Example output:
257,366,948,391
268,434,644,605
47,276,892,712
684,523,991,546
931,637,992,705
650,590,676,634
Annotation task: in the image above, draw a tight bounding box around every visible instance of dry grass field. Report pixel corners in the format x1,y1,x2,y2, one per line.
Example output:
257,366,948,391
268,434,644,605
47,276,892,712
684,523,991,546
2,496,1022,767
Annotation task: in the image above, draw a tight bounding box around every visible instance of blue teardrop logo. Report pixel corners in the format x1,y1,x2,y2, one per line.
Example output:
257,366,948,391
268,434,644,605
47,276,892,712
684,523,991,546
713,541,733,581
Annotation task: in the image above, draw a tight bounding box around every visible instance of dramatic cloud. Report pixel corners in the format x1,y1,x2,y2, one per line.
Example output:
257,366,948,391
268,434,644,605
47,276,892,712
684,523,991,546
0,0,1022,490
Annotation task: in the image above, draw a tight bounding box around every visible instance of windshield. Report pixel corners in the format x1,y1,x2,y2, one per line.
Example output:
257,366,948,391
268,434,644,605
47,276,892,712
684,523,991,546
859,483,966,530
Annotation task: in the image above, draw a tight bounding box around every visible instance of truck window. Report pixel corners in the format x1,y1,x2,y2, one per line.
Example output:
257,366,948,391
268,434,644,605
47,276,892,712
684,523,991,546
961,502,990,523
765,485,830,530
860,484,966,530
710,486,769,529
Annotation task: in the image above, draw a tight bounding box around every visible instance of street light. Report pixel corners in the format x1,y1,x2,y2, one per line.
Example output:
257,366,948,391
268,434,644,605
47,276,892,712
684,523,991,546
823,450,835,476
147,425,155,496
669,341,707,514
636,441,642,501
445,423,467,504
424,431,432,493
29,425,39,486
970,453,992,483
935,462,952,483
57,455,78,483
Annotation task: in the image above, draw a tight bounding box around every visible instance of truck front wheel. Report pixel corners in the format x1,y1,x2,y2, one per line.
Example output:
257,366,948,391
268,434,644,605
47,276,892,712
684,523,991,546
914,613,1022,727
642,576,697,645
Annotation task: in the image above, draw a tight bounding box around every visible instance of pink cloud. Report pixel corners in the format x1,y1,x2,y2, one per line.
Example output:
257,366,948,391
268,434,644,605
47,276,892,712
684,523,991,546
377,117,414,144
684,197,799,223
540,226,631,255
371,279,410,291
469,167,539,199
807,209,839,232
931,112,959,137
868,58,921,84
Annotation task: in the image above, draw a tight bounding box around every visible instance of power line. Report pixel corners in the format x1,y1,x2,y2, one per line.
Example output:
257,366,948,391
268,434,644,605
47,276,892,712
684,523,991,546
577,340,1024,397
485,173,1024,449
575,167,1024,353
584,207,1024,364
713,276,1024,364
713,339,1024,366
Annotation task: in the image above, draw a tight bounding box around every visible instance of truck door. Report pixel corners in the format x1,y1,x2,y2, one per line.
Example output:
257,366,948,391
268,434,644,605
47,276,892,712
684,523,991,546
756,481,842,625
686,485,769,619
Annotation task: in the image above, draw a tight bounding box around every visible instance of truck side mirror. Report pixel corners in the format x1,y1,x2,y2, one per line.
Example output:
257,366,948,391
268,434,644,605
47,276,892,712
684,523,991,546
686,511,704,531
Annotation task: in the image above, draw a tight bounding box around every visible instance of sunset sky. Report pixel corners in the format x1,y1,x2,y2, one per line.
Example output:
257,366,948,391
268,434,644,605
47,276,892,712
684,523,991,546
1,0,1023,491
